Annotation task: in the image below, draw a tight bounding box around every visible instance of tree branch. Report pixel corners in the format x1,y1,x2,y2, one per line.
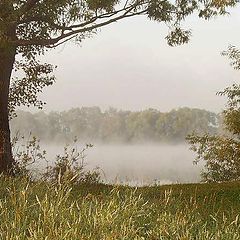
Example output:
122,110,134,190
17,1,142,31
13,5,149,48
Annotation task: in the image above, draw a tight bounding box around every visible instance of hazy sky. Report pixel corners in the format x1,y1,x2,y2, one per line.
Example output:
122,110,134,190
32,6,240,113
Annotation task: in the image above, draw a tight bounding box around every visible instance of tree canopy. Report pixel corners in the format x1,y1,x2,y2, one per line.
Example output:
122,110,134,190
2,0,236,49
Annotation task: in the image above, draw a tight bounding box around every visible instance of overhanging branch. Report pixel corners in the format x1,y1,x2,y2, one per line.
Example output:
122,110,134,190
13,7,149,48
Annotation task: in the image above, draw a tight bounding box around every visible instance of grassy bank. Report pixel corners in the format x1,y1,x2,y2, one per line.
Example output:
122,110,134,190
0,177,240,239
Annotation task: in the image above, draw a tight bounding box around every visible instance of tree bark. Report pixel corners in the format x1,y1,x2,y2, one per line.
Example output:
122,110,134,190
0,36,16,174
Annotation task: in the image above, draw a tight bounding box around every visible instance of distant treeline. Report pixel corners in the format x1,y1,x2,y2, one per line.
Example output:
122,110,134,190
10,107,219,143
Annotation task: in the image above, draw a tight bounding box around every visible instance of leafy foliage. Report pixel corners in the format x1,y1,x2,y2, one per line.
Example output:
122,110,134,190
187,134,240,182
187,46,240,182
9,59,55,118
11,133,47,177
222,45,240,70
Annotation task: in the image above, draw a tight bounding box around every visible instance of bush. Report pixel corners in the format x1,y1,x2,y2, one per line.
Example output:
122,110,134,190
187,46,240,182
11,133,101,184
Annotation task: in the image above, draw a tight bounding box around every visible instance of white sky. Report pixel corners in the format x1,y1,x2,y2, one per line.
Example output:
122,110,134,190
32,6,240,113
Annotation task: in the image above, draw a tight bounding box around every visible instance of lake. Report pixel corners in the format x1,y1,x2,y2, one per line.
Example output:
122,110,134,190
37,143,203,186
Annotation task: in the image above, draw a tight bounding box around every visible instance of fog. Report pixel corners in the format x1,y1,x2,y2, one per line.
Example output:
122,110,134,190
31,7,240,114
37,143,202,186
16,4,239,186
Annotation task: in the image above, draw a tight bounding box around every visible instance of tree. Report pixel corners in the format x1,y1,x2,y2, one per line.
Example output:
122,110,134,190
0,0,238,174
187,46,240,182
155,108,218,142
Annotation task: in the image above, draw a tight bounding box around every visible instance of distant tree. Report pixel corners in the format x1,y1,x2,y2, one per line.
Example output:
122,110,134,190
0,0,238,174
125,109,159,141
155,108,217,142
187,46,240,182
11,107,218,143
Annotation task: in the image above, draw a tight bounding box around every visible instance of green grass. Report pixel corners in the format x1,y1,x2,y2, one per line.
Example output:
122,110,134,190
1,177,240,239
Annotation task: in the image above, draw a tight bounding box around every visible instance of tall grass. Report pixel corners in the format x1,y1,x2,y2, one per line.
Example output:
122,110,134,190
0,177,240,239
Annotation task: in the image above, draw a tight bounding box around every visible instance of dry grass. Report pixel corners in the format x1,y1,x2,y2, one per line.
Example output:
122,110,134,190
0,177,240,239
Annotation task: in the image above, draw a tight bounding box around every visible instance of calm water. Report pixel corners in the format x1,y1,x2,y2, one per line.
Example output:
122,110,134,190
37,143,202,186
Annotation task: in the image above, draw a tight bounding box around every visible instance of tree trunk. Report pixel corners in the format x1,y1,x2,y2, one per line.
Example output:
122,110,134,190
0,43,16,174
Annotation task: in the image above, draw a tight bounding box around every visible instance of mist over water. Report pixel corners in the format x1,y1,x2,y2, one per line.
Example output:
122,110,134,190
39,143,202,186
12,108,211,185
